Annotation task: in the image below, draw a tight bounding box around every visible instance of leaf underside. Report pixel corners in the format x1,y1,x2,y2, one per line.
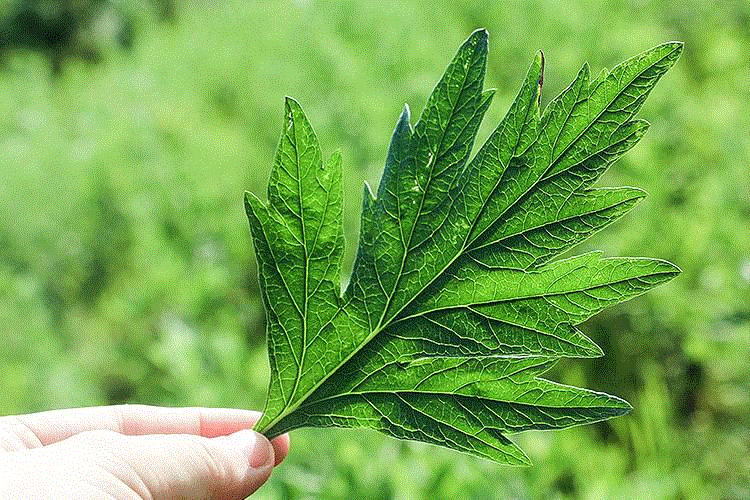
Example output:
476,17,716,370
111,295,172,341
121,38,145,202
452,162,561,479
246,29,682,465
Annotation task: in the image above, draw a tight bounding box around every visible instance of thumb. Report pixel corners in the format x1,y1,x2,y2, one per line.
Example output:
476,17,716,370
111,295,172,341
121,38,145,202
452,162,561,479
53,428,275,500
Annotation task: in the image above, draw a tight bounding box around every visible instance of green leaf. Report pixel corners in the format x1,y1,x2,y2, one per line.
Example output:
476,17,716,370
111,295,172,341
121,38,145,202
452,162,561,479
246,29,682,464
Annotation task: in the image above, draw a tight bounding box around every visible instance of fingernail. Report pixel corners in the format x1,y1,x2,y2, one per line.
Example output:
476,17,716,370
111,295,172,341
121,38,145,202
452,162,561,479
229,430,272,468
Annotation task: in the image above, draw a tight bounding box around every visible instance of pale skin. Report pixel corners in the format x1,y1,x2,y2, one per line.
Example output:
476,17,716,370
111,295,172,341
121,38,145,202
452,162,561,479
0,405,290,499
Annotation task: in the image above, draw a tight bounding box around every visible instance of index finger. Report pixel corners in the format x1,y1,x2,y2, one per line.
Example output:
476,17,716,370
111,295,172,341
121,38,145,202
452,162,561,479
1,405,290,464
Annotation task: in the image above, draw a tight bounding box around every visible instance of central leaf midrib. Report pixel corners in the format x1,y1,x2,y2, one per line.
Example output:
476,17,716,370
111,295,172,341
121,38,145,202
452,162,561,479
288,112,309,406
288,387,615,415
257,46,483,434
375,39,481,332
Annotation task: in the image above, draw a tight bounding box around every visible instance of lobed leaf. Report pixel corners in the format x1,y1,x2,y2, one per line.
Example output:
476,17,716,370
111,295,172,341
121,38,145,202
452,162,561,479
246,30,682,464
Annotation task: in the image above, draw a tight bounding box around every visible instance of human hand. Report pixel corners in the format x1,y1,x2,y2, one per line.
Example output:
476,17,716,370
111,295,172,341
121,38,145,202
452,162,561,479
0,405,289,499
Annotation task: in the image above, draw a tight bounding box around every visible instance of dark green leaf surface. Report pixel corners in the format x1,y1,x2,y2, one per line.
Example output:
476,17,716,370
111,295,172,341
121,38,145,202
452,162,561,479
246,30,682,464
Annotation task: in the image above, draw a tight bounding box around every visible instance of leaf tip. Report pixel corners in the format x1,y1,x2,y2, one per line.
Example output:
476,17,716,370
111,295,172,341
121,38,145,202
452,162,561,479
578,331,605,358
488,438,533,466
610,395,634,416
283,95,300,107
506,444,533,466
662,260,682,277
622,186,648,204
666,40,685,56
516,452,533,467
646,258,682,280
463,28,489,57
399,103,411,126
283,95,306,120
639,41,684,72
589,343,605,358
632,118,651,134
648,41,685,74
535,50,545,87
581,61,591,79
470,27,489,43
363,181,376,204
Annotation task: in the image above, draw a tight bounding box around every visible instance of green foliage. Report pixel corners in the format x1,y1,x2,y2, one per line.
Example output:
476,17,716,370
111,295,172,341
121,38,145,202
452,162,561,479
0,0,174,74
246,30,681,463
1,0,748,497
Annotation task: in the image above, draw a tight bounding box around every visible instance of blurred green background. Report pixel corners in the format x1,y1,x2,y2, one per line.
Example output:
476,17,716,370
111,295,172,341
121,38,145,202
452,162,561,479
0,0,748,498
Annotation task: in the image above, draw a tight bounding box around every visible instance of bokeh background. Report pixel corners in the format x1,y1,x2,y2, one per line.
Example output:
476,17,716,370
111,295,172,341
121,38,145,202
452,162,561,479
0,0,748,498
